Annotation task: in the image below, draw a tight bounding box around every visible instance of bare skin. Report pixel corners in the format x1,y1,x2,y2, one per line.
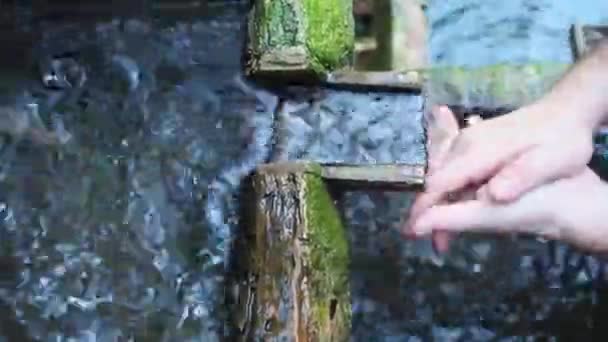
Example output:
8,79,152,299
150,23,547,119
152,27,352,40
405,106,608,254
404,40,608,253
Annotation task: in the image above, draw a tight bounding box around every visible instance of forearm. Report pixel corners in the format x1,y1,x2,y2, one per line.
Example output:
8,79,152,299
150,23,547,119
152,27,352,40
538,40,608,130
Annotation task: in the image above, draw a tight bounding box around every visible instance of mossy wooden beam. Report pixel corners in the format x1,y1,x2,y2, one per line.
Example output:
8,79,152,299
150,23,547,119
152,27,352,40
326,62,570,109
246,0,355,82
231,161,351,341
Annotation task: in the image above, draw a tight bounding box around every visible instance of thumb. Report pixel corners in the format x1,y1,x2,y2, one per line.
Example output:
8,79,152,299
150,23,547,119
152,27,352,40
411,200,515,235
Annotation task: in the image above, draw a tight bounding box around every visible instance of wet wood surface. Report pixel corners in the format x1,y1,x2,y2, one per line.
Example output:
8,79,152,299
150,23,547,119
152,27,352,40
246,0,354,82
320,163,425,191
228,161,351,341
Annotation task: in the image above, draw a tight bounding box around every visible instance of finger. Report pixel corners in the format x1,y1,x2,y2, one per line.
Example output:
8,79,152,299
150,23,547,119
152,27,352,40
475,184,492,201
425,140,521,201
407,190,444,227
432,230,452,253
426,105,460,173
411,200,513,235
429,182,480,254
411,105,462,223
406,179,479,236
488,142,592,202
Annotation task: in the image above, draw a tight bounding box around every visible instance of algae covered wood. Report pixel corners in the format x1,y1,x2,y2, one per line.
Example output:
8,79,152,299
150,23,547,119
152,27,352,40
423,63,570,109
232,162,351,341
246,0,355,81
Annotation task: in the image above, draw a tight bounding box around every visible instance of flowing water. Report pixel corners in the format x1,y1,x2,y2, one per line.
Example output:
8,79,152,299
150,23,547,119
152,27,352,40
0,1,607,341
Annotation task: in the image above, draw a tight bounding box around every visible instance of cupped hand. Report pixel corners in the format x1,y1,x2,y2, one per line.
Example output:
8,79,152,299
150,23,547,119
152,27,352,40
407,167,608,253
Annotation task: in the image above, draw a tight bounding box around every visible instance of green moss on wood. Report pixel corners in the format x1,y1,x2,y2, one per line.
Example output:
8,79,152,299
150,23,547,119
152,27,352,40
247,0,354,80
303,0,354,74
304,164,350,341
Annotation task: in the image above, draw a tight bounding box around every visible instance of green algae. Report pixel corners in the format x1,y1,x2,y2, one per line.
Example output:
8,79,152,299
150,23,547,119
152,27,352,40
302,0,354,75
251,0,305,52
248,0,354,79
303,164,351,340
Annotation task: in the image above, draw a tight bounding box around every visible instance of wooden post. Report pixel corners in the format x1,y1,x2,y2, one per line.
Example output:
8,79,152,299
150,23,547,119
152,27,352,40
246,0,355,82
358,0,427,71
227,162,425,340
229,162,351,341
390,0,428,71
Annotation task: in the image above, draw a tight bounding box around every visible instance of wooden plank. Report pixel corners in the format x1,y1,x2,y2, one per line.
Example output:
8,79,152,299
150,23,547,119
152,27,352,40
320,163,424,191
324,70,423,91
246,0,355,82
227,161,351,341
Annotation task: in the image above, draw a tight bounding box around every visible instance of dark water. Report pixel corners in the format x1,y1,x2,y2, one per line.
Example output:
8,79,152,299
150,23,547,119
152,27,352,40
0,1,607,341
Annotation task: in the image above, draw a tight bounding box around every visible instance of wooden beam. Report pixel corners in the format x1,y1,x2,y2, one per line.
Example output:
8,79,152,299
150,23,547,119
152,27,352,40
228,161,351,341
320,163,424,191
325,70,423,91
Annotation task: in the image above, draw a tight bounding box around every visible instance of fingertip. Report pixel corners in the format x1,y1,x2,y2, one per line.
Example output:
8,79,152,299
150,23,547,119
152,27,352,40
432,231,452,253
437,105,452,115
410,212,438,236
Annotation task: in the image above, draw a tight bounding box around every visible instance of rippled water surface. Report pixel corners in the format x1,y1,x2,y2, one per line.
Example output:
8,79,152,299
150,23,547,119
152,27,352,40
1,1,608,341
428,0,608,66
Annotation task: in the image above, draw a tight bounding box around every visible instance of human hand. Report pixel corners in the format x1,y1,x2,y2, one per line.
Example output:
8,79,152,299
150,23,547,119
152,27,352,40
417,100,595,210
406,167,608,253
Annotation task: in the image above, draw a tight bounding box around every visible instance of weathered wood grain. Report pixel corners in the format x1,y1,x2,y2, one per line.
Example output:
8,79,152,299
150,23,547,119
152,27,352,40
229,161,351,341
